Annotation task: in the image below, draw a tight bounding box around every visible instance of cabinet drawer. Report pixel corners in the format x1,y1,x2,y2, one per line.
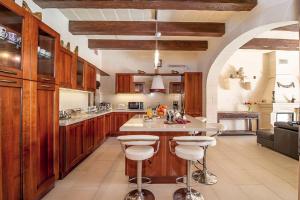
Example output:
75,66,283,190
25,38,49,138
37,82,55,91
0,75,22,88
38,74,55,84
0,67,22,79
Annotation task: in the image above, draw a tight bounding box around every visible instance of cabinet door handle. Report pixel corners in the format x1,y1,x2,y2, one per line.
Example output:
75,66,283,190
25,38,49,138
41,77,51,81
40,84,52,88
0,79,17,84
0,69,17,75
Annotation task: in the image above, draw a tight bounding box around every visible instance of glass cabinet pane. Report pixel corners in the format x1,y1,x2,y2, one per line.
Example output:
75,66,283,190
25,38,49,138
77,59,84,88
0,5,23,69
37,28,55,77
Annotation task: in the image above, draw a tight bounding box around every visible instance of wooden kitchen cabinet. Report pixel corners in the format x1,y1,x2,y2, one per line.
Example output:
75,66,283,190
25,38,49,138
85,63,96,91
184,72,202,117
0,1,31,80
74,56,85,90
104,114,112,137
35,82,56,199
59,122,85,178
85,118,95,154
0,76,23,200
169,82,183,94
115,74,133,93
58,47,73,88
94,116,105,148
114,112,130,135
32,18,60,84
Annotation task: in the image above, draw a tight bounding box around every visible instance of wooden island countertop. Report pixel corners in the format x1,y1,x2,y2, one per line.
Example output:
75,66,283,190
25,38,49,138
119,114,222,183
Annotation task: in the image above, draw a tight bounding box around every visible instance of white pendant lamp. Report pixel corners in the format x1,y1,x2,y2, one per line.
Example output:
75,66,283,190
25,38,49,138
150,10,165,93
150,75,166,93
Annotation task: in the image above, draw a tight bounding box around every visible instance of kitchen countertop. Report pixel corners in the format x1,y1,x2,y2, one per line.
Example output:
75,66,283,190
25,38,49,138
120,114,222,132
59,109,146,126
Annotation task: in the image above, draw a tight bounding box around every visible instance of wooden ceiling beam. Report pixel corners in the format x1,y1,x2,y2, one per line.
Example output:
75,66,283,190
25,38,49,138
240,38,299,51
69,21,225,37
273,24,299,32
88,39,208,51
33,0,257,11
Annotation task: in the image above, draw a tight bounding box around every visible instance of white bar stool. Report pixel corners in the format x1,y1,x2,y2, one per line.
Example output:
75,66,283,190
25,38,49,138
192,124,225,185
117,135,160,200
169,136,205,200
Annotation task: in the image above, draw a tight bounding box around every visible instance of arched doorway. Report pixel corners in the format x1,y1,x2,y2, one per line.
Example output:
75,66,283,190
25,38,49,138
206,21,298,123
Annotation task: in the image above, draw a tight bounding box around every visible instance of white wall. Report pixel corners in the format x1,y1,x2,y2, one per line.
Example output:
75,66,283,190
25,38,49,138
217,49,299,130
100,50,201,108
59,89,90,110
218,49,269,112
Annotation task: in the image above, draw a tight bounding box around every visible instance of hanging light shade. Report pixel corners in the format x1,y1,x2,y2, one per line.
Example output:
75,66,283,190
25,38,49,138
150,75,166,93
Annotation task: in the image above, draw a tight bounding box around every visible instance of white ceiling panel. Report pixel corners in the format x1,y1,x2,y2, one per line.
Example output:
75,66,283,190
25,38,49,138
88,9,107,20
255,31,299,40
115,9,131,21
101,9,119,20
60,9,237,22
61,9,80,20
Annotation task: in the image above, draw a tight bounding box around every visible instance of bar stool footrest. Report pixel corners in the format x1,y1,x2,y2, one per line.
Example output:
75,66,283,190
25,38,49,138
129,177,152,184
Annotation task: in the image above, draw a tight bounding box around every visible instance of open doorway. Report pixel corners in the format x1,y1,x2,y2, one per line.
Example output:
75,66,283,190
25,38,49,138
205,22,299,199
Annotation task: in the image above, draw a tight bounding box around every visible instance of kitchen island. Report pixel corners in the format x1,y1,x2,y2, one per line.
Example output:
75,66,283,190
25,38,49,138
120,114,221,183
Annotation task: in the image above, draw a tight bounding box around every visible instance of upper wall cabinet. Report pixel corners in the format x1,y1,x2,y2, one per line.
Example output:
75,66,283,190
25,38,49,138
115,73,133,93
58,47,73,88
85,63,96,91
184,72,202,117
0,1,30,79
75,56,85,90
32,18,60,84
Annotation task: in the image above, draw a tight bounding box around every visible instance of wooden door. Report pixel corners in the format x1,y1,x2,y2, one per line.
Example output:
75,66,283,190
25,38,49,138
84,119,95,154
0,76,22,200
36,82,55,198
115,74,133,93
184,72,202,117
66,122,85,171
58,48,73,88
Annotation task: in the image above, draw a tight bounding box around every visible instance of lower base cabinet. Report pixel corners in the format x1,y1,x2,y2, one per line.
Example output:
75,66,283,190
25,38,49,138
59,122,85,178
59,112,145,178
85,119,95,154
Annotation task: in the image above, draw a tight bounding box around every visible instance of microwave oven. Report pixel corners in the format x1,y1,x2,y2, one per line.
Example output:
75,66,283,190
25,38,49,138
128,102,144,110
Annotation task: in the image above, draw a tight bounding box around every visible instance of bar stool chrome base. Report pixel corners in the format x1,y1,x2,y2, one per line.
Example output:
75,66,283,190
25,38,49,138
125,189,155,200
173,188,204,200
192,170,217,185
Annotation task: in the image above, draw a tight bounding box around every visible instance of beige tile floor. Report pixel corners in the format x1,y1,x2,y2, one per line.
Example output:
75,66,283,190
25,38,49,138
43,136,298,200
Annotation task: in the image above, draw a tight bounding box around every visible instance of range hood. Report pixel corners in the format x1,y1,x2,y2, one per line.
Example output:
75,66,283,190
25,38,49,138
150,75,166,93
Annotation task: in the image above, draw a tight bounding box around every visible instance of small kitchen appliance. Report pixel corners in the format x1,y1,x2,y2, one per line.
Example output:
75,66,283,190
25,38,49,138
128,102,144,110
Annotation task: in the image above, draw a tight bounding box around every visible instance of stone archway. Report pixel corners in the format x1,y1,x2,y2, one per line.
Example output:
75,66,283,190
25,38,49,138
201,0,299,123
206,20,298,123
